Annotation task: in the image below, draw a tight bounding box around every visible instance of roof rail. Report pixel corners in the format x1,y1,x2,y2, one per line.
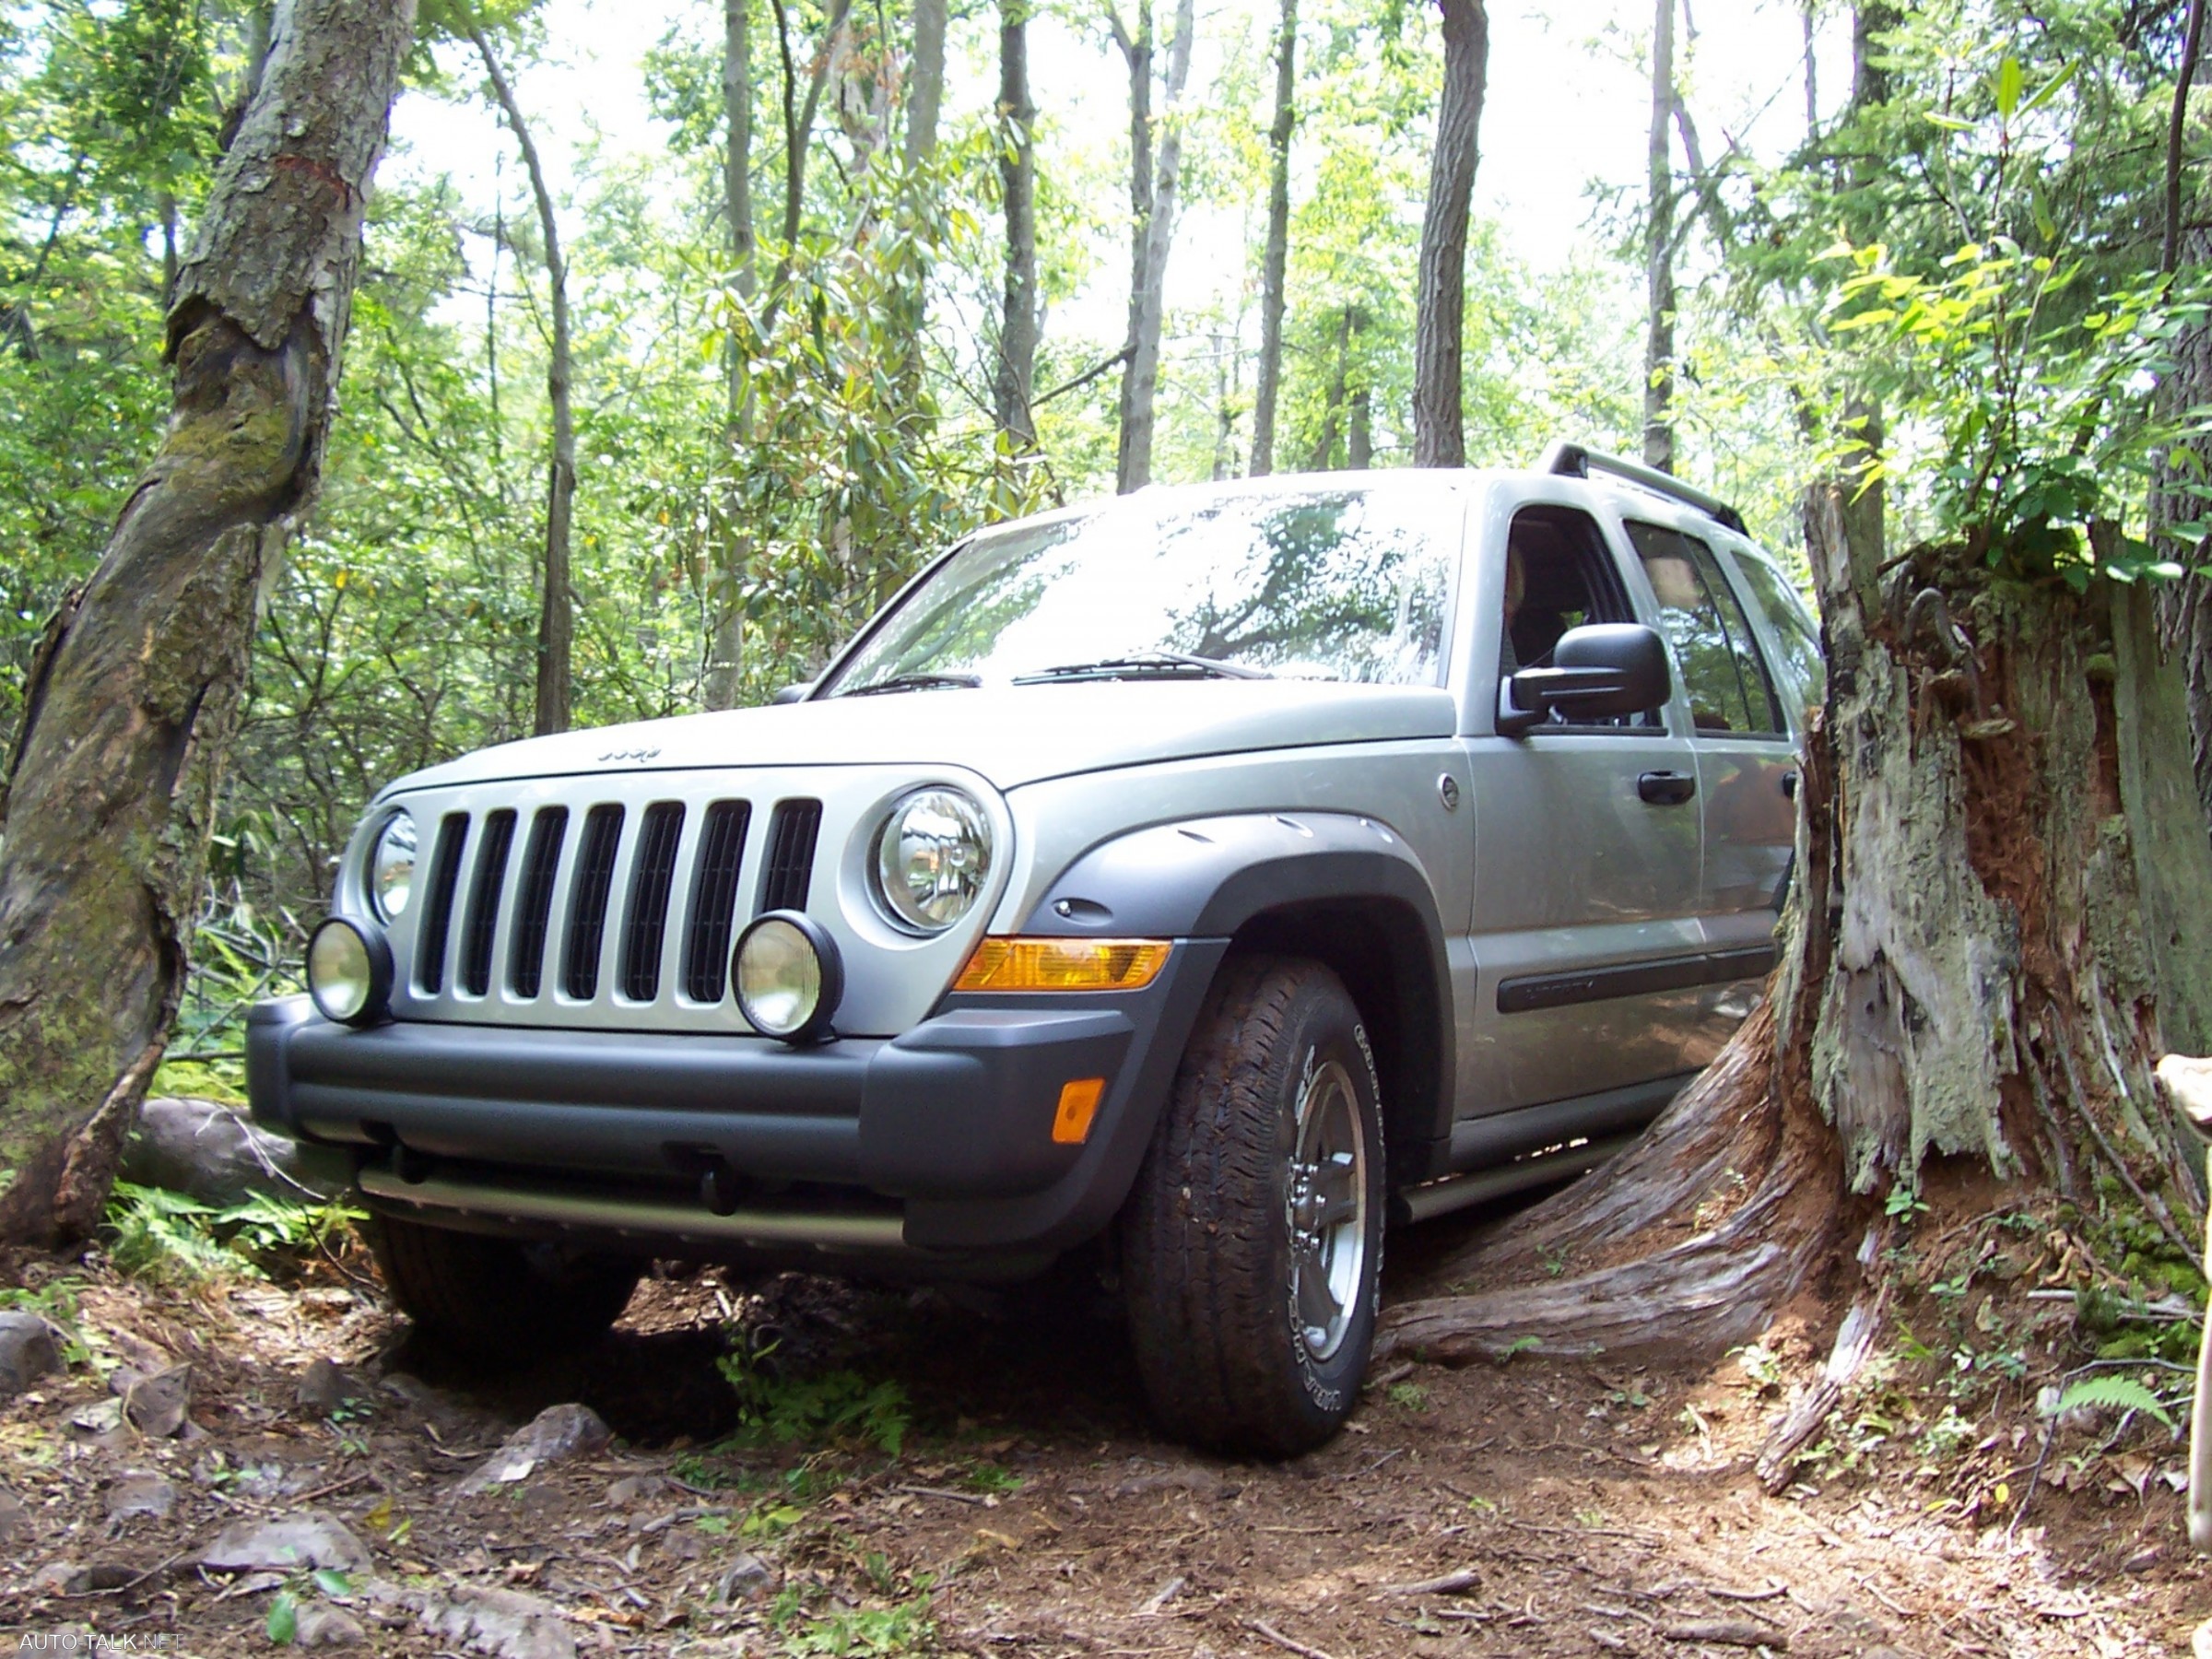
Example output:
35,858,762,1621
1536,440,1747,536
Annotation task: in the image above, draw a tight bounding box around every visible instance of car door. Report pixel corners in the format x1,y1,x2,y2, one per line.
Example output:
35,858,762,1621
1619,519,1799,1063
1457,497,1707,1130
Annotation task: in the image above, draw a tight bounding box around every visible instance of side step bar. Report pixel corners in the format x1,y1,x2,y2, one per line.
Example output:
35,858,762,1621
1393,1133,1641,1227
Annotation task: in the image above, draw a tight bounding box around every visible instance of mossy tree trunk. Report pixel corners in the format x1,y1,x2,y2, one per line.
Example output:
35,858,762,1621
0,0,416,1247
1382,486,2212,1372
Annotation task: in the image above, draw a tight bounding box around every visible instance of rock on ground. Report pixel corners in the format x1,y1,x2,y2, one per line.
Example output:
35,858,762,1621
104,1472,178,1521
366,1579,576,1659
293,1602,370,1649
295,1357,371,1416
199,1511,373,1575
454,1402,611,1495
0,1310,60,1395
121,1095,337,1207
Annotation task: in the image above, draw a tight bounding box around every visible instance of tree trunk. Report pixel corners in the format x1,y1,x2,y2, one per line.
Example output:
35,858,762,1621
1347,382,1371,469
465,21,575,738
1311,305,1352,470
906,0,946,166
704,0,758,713
1115,0,1196,494
1801,0,1818,139
763,0,856,331
1382,497,2212,1381
1248,0,1298,478
1410,0,1487,469
1642,0,1676,474
0,0,414,1246
993,0,1039,450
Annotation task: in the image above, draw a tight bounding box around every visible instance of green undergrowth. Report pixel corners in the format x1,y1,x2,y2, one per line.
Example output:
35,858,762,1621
1802,1187,2203,1501
716,1332,912,1456
103,1182,366,1287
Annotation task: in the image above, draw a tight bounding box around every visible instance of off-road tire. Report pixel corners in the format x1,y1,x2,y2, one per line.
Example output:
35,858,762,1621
1122,955,1385,1456
368,1215,641,1363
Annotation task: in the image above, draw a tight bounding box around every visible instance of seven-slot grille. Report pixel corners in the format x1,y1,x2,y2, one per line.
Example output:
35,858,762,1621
398,792,822,1016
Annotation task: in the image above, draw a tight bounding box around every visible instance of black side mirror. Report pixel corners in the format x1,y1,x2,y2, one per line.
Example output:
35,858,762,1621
1497,623,1672,737
771,683,814,705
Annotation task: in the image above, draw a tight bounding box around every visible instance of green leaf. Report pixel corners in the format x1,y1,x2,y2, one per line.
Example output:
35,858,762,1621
1924,112,1975,132
267,1590,299,1645
1995,56,2023,119
2019,60,2077,116
2053,1374,2172,1429
312,1569,353,1597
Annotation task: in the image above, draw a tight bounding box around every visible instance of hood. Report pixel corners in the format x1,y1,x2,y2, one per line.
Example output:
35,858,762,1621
383,679,1459,796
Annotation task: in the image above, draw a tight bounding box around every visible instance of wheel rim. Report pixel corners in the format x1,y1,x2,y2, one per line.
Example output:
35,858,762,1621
1285,1057,1368,1363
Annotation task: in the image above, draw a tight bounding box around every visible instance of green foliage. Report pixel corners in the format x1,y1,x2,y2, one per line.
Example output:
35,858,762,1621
716,1335,912,1456
2051,1373,2174,1429
103,1182,365,1285
1820,235,2209,573
780,1599,935,1659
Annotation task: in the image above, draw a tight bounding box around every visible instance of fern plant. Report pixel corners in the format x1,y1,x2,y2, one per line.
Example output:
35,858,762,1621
2050,1373,2175,1430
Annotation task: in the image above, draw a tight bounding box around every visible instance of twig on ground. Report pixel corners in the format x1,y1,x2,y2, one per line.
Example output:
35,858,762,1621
896,1483,992,1506
1249,1619,1341,1659
1375,1567,1479,1597
55,1552,190,1599
1659,1618,1785,1648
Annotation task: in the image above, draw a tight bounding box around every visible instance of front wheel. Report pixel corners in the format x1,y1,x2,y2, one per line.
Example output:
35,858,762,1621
1122,955,1384,1456
367,1215,641,1365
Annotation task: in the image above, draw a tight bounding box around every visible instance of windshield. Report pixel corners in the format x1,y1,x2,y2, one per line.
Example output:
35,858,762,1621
821,484,1464,694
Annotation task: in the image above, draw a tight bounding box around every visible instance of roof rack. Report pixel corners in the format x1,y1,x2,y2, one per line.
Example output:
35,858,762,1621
1536,440,1747,536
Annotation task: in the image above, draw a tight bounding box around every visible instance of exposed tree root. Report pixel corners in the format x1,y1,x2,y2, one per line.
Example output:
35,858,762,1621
1378,1002,1844,1362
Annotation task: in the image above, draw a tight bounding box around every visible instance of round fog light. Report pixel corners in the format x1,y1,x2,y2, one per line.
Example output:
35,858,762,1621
733,911,843,1043
307,916,394,1027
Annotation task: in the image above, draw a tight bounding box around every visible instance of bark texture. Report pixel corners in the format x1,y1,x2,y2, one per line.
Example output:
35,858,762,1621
1381,493,2212,1366
703,0,758,713
993,0,1039,449
1642,0,1676,474
1247,0,1298,479
905,0,946,166
0,0,415,1245
1113,0,1197,494
1410,0,1487,470
465,21,575,737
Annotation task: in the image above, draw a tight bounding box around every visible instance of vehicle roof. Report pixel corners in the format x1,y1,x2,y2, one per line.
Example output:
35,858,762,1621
979,465,1755,550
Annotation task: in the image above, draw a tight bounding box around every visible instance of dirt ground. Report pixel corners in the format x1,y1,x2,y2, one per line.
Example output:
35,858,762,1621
2,1202,2206,1658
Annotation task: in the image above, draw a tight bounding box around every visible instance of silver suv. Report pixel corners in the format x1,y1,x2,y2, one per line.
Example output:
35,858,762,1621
248,445,1819,1454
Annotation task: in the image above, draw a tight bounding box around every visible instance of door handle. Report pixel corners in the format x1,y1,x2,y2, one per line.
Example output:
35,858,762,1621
1782,770,1799,799
1638,771,1697,806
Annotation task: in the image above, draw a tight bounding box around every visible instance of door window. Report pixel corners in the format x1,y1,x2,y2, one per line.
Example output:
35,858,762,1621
1625,522,1785,735
1500,506,1655,727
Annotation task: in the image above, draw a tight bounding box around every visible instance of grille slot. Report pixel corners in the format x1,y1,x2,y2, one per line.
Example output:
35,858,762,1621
683,801,752,1003
620,803,687,1003
459,809,517,996
563,805,627,1000
415,814,471,994
759,799,823,913
507,807,569,998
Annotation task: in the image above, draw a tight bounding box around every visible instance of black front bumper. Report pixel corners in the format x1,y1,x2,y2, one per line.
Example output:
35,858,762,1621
247,941,1225,1263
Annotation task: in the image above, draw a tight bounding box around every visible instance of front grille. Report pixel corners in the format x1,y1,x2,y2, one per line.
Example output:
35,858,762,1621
564,805,626,1001
620,803,687,1002
459,809,516,996
760,799,823,912
415,814,470,994
379,774,870,1031
684,801,751,1003
507,807,568,998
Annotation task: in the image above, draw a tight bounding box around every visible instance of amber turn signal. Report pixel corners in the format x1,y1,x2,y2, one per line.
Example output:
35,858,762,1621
952,937,1172,993
1052,1077,1106,1144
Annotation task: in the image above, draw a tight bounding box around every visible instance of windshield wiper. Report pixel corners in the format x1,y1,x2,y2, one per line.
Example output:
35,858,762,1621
1014,652,1270,684
836,672,983,697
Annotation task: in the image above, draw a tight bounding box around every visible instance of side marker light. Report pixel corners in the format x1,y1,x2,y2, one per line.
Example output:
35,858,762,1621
1053,1077,1106,1145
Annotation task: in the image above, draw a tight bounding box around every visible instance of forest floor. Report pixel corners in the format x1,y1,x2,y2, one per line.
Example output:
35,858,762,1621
2,1194,2206,1659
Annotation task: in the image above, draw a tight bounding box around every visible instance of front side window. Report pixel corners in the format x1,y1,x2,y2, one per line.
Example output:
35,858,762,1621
1500,505,1655,727
1626,521,1785,735
822,486,1462,693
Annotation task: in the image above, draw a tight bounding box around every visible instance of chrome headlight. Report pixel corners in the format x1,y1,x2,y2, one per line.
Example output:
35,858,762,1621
368,810,418,922
871,787,992,934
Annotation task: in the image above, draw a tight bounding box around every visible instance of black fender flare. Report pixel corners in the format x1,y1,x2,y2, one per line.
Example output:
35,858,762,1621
1025,811,1455,1181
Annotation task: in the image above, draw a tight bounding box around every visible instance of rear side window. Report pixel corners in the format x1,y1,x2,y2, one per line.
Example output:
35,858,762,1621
1625,521,1784,735
1731,549,1827,712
